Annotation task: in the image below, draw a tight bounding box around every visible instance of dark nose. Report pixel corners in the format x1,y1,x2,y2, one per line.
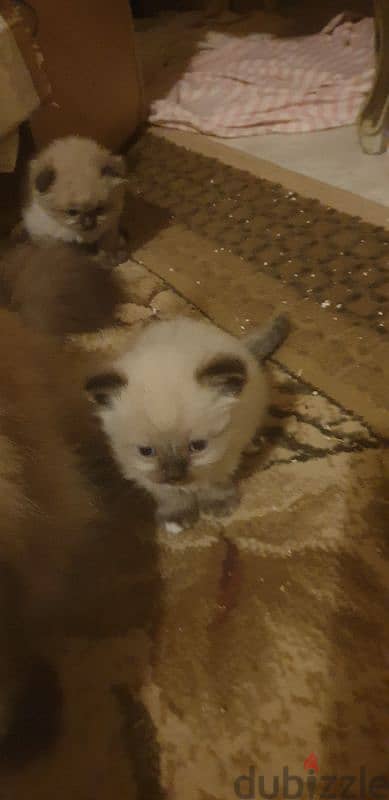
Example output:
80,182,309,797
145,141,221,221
80,212,97,231
163,457,188,485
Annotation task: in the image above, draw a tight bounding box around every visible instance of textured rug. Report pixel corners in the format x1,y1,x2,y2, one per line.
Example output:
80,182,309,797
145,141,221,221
2,134,388,800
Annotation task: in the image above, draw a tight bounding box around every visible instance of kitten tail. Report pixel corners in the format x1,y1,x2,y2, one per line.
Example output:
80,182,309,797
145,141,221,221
244,314,290,362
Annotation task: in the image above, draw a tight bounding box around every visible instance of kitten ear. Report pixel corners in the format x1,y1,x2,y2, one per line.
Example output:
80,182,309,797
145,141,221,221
101,155,126,183
197,354,247,396
34,165,56,193
85,370,127,407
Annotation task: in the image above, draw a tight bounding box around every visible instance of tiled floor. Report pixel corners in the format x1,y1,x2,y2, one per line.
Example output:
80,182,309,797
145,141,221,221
226,126,389,208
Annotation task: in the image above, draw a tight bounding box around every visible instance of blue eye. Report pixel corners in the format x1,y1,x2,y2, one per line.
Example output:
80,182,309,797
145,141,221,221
138,446,155,457
189,439,208,453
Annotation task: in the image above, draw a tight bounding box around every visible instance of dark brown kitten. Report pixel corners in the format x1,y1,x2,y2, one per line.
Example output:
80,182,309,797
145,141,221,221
0,311,157,756
0,239,125,338
0,310,102,737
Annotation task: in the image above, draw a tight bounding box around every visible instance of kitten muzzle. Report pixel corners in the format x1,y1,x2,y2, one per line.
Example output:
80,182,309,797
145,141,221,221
161,457,189,485
80,211,98,231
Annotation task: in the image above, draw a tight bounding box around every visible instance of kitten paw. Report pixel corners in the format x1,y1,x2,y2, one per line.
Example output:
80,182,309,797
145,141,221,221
164,521,184,535
10,222,28,243
157,502,199,532
243,440,262,455
199,485,240,517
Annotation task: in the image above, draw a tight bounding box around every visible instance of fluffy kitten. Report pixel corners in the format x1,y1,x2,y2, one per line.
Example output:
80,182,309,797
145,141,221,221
0,310,104,737
0,136,127,337
23,136,127,253
0,239,125,338
86,315,289,533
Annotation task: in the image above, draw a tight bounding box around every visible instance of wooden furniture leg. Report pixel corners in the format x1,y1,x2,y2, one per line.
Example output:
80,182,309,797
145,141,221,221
358,0,389,154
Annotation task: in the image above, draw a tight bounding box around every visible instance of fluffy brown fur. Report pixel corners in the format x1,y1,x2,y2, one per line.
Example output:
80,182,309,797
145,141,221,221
0,240,125,337
0,310,105,735
0,310,158,747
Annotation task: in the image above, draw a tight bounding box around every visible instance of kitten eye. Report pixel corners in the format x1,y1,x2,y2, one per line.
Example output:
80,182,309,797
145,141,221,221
95,205,106,215
67,208,78,216
138,446,156,457
189,439,208,453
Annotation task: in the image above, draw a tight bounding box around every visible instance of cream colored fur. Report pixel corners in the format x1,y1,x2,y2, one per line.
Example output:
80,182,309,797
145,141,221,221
94,317,268,532
23,136,126,248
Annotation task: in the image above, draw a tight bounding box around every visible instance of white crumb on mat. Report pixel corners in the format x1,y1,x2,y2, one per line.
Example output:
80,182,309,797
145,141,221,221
164,521,184,535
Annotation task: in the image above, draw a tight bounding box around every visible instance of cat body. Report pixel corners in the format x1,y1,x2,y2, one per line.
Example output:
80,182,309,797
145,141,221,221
0,310,104,735
0,310,157,746
87,315,289,532
0,239,124,338
23,136,127,253
0,136,128,338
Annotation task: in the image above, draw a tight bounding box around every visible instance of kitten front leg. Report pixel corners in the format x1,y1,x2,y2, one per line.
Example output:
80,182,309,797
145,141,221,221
10,221,29,243
198,482,240,518
99,227,129,266
155,488,199,533
243,439,262,455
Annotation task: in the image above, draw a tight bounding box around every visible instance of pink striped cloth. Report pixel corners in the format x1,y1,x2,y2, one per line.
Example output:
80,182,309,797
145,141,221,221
149,14,375,137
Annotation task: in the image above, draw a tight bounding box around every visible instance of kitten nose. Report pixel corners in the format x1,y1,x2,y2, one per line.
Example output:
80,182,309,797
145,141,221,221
163,457,188,485
80,212,97,230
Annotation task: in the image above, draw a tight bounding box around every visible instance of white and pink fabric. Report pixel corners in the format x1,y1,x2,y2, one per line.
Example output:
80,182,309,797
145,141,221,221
149,14,375,137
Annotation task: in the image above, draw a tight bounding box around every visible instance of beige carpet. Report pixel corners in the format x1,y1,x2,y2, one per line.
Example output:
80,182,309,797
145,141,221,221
2,133,388,800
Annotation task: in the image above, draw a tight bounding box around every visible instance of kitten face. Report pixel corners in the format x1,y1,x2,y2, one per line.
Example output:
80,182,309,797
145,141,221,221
87,368,237,487
119,395,235,488
86,318,267,491
39,195,113,241
27,136,126,243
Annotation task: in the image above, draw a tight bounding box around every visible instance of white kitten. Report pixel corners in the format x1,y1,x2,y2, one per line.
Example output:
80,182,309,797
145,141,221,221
23,136,126,252
86,315,289,532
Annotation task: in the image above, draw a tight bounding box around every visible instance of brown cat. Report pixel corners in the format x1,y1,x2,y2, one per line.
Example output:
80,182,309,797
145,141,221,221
0,310,104,738
0,239,125,338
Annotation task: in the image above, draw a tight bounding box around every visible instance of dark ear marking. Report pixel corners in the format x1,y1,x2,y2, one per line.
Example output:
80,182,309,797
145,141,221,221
85,371,127,407
101,155,126,180
35,166,56,193
245,313,290,362
197,354,247,396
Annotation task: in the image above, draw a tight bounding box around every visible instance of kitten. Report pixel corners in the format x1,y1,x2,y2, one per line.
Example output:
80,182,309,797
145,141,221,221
22,136,127,255
0,309,103,737
86,314,289,533
0,136,128,337
0,239,125,338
